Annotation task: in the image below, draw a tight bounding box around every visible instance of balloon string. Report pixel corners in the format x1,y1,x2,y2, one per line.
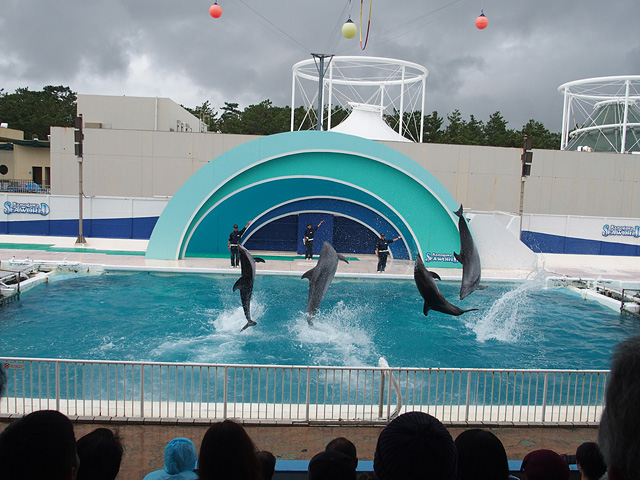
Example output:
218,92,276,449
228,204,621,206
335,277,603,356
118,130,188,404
359,0,372,50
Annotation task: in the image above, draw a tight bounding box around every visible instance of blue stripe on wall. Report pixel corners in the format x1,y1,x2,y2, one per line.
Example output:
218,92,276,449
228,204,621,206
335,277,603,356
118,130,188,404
522,231,640,256
0,217,158,239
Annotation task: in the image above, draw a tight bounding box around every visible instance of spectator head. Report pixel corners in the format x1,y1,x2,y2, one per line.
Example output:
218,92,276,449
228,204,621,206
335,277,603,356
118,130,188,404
198,419,261,480
598,334,640,480
76,427,123,480
164,437,198,475
521,449,570,480
257,450,276,480
576,442,606,480
455,429,509,480
373,411,457,480
0,409,78,480
326,437,358,468
309,449,357,480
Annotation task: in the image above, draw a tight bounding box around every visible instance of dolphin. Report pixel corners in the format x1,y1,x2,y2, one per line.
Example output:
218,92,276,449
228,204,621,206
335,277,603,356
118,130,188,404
233,245,265,331
414,254,477,317
453,204,485,300
301,241,349,326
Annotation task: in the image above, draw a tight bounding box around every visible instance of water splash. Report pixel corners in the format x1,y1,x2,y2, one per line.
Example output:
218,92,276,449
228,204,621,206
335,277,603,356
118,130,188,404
292,300,376,366
468,270,548,343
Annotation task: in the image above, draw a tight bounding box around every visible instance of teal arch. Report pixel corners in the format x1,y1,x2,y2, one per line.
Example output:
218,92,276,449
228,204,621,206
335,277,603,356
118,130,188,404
146,131,462,267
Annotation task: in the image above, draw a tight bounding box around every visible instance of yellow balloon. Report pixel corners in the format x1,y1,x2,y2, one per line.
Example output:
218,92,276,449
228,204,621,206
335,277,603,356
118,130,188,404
342,19,357,39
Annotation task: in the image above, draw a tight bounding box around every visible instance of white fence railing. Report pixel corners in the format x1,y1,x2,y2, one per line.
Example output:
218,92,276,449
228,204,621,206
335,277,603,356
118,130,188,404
0,358,608,426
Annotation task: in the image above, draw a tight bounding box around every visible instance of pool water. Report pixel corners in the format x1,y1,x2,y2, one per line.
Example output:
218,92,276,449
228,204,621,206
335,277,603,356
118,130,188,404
0,271,637,370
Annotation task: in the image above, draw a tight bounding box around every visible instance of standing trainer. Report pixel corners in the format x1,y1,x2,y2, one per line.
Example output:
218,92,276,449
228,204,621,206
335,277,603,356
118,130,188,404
228,220,251,267
303,220,324,260
376,233,401,272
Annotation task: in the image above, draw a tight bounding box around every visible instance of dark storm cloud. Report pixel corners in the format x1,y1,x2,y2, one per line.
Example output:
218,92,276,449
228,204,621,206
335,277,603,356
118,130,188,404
0,0,637,133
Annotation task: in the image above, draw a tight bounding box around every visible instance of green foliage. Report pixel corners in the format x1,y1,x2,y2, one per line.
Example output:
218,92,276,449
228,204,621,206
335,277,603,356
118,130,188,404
0,85,76,140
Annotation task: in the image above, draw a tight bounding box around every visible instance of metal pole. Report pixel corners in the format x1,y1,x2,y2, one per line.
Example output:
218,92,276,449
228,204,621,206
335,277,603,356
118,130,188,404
311,54,333,131
75,114,86,245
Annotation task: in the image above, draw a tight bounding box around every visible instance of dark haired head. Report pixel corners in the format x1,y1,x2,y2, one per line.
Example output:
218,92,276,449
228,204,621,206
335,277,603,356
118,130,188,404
76,428,124,480
0,410,78,480
309,450,357,480
455,429,509,480
257,450,276,480
521,449,569,480
326,437,358,467
576,442,606,480
198,420,261,480
374,412,457,480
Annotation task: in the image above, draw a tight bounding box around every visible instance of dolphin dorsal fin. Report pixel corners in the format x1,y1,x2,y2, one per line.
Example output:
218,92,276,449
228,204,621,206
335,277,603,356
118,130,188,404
453,252,464,264
337,253,349,264
233,277,250,292
429,271,441,281
254,257,266,263
301,268,315,280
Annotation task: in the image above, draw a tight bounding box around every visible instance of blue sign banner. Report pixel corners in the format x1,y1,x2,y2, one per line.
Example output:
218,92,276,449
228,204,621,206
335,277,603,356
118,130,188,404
4,201,50,216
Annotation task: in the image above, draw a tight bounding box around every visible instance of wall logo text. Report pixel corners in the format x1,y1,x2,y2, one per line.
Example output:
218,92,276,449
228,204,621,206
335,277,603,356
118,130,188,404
3,201,50,216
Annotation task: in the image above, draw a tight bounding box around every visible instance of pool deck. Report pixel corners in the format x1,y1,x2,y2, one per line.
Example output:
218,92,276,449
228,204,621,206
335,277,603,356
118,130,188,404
1,234,640,282
0,234,636,478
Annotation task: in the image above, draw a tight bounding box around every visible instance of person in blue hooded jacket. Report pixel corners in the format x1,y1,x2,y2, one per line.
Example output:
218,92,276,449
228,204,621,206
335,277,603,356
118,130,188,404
143,437,198,480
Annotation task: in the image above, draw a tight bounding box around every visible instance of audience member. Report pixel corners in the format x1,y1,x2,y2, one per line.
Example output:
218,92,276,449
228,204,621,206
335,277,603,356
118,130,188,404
309,449,357,480
198,419,261,480
76,427,124,480
326,437,358,468
373,411,457,480
143,437,198,480
575,442,606,480
257,450,276,480
598,334,640,480
0,409,78,480
455,429,509,480
521,449,570,480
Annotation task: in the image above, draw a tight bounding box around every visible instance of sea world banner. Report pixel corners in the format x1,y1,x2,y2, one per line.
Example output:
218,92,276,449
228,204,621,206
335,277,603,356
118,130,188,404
602,224,640,238
4,201,49,216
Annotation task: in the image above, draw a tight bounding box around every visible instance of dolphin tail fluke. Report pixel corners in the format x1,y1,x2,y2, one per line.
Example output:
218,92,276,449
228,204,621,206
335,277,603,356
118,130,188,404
232,277,251,292
455,204,464,218
241,320,257,331
337,253,349,264
254,257,266,263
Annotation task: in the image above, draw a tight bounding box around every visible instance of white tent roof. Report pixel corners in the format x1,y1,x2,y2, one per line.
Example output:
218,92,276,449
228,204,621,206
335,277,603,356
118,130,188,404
329,103,411,143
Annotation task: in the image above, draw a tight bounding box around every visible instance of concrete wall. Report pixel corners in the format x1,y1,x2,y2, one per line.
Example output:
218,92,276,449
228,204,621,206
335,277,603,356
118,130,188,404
50,125,640,220
13,145,49,181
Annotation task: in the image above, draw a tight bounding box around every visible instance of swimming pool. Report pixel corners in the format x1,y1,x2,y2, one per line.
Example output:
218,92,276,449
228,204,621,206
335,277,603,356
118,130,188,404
0,271,637,370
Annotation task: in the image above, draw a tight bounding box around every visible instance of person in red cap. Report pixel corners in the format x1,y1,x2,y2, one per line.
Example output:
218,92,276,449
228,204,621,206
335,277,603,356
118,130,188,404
521,449,570,480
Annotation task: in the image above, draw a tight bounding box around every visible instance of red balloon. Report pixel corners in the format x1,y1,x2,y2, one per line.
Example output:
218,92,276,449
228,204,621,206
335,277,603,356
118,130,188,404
209,3,222,18
475,13,488,29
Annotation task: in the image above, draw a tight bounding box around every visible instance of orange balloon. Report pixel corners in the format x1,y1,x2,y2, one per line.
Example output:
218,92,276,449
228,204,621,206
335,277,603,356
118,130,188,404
475,14,488,29
209,3,222,18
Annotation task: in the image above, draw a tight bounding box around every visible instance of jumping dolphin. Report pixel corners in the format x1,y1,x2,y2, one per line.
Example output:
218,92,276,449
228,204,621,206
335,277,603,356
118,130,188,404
453,204,485,300
414,254,477,317
302,242,349,326
233,245,265,331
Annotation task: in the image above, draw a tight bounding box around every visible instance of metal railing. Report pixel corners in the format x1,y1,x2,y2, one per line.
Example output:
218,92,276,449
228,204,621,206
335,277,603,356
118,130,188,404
0,179,50,194
0,357,608,426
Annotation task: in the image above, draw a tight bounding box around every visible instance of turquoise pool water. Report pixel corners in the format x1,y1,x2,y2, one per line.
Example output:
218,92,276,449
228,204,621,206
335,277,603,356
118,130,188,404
0,271,637,369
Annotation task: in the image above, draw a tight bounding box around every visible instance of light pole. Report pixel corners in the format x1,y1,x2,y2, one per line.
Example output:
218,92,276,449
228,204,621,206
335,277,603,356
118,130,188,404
74,114,86,245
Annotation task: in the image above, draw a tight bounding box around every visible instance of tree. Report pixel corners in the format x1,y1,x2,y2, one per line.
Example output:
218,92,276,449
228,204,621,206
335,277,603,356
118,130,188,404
184,100,219,132
484,112,518,147
218,102,243,134
462,114,484,145
423,111,443,143
241,100,290,135
0,85,76,140
442,109,466,144
519,119,561,150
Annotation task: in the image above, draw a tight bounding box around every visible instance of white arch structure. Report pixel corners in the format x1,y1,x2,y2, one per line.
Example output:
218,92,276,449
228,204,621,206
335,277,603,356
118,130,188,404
558,75,640,153
291,56,429,142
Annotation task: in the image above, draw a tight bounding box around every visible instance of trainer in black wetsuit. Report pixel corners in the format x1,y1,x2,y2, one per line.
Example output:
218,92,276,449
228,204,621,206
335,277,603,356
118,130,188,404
376,233,401,272
228,221,251,267
303,220,324,260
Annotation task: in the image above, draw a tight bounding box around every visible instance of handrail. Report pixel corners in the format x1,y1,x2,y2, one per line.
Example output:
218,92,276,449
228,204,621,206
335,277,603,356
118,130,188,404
0,357,609,426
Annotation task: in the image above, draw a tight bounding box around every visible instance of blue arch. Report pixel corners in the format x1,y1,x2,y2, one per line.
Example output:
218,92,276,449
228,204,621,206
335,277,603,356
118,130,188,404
146,131,462,268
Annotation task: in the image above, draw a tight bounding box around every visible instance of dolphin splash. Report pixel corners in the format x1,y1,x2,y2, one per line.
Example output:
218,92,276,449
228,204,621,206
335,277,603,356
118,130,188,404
302,242,349,326
414,254,477,317
453,204,485,300
233,245,265,331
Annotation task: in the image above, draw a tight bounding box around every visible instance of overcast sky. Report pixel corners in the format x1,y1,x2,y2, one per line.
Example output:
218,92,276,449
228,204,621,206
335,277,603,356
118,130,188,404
1,0,637,132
